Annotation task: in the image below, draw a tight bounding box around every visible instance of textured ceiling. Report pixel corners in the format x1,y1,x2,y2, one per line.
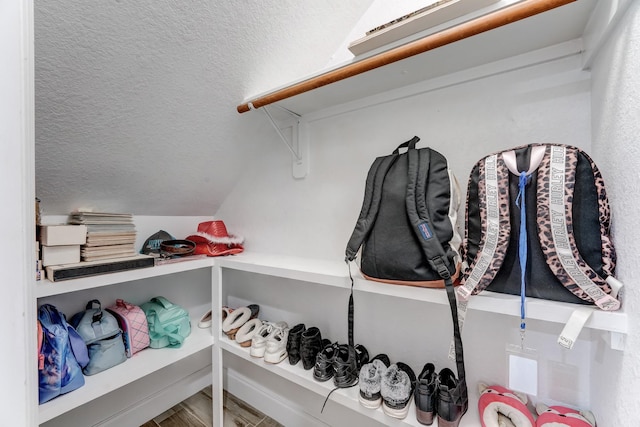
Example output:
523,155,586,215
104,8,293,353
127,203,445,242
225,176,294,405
34,0,375,215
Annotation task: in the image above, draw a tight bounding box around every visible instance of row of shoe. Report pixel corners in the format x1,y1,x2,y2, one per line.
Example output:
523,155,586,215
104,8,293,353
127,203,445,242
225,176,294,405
219,306,466,424
219,304,295,365
358,358,467,427
285,323,370,388
224,311,376,407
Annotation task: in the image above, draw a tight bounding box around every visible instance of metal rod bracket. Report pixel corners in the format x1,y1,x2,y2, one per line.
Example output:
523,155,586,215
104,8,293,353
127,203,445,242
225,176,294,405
249,103,309,178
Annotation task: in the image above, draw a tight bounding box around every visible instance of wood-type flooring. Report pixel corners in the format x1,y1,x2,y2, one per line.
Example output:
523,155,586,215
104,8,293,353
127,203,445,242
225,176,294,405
140,387,283,427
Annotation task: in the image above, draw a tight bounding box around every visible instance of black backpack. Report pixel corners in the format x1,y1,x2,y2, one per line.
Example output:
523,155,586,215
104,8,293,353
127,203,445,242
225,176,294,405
346,136,462,286
346,136,467,416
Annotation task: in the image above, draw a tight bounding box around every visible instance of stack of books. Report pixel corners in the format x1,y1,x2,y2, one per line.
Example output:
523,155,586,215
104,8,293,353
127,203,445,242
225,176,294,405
69,211,137,262
39,211,155,282
38,224,87,268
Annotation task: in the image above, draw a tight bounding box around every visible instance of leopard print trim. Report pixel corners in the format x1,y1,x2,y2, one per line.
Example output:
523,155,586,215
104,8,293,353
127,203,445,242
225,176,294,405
459,154,511,297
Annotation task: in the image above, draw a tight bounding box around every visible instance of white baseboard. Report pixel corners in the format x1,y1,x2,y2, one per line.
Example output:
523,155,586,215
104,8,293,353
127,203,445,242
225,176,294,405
225,367,329,427
94,365,212,427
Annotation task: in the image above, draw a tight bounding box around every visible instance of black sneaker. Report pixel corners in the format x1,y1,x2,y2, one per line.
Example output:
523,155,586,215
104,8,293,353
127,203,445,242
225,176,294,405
286,323,305,365
355,344,369,370
333,344,359,388
415,363,437,425
436,368,468,427
300,327,323,370
313,341,338,382
381,362,416,420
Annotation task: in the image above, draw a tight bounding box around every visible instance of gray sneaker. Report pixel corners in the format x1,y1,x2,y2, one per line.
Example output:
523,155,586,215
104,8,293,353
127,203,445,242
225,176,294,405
358,359,388,409
381,362,416,420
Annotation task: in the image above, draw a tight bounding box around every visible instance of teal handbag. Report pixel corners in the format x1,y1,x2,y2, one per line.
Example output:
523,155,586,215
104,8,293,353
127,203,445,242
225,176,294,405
141,296,191,348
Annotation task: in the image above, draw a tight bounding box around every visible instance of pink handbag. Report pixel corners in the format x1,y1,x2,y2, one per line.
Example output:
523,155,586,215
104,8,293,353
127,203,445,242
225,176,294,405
106,299,150,357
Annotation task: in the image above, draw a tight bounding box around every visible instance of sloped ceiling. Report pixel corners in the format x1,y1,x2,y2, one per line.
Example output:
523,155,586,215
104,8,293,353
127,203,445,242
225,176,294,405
34,0,375,216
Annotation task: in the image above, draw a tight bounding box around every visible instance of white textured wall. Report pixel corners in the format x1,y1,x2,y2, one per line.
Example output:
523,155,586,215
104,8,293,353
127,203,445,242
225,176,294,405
589,2,640,425
34,0,373,216
217,54,592,260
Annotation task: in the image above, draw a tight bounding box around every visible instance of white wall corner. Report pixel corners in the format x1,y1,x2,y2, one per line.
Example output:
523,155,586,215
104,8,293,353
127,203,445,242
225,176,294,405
582,0,635,69
588,1,640,425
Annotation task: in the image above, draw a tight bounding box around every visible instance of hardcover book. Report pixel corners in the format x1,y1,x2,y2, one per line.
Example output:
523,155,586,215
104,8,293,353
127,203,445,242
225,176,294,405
41,245,81,267
39,224,87,246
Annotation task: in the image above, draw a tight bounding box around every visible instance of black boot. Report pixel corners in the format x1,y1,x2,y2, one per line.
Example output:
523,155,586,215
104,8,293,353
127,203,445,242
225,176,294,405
286,323,305,365
300,327,323,370
436,368,468,427
414,363,437,425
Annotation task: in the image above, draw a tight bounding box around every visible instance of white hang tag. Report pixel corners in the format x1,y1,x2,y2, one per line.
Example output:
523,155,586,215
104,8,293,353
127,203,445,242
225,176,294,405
557,307,593,350
506,343,538,397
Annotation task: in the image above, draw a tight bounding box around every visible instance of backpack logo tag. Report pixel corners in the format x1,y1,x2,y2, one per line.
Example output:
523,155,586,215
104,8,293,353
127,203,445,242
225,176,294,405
418,222,433,240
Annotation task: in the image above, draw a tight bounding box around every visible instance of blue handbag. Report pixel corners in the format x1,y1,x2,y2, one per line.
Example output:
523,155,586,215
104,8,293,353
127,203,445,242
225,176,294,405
70,300,127,375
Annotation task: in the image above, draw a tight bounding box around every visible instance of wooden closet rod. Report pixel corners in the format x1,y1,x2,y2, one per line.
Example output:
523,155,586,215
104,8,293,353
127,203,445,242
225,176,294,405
237,0,575,114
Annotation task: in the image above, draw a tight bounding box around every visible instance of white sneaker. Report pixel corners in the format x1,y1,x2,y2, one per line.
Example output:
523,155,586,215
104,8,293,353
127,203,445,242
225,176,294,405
264,325,290,364
250,321,288,358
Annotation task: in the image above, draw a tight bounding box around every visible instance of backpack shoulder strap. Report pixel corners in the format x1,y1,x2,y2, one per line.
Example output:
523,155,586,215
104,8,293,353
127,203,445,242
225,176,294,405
405,147,468,409
457,152,512,300
345,136,417,351
536,145,620,311
345,136,419,262
65,323,89,368
405,147,455,276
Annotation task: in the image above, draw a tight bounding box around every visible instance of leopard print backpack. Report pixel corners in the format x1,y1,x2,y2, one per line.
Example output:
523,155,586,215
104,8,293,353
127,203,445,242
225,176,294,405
456,144,622,348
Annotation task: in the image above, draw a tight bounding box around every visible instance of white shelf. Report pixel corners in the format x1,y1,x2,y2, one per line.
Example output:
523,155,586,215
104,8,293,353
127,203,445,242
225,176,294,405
238,0,598,116
216,252,628,335
354,278,628,334
36,258,216,298
220,338,479,426
38,315,214,424
215,252,349,288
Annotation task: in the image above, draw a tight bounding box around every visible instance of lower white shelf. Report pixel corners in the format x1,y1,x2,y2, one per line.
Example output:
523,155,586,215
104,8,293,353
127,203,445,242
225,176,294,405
219,337,479,427
38,315,214,424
